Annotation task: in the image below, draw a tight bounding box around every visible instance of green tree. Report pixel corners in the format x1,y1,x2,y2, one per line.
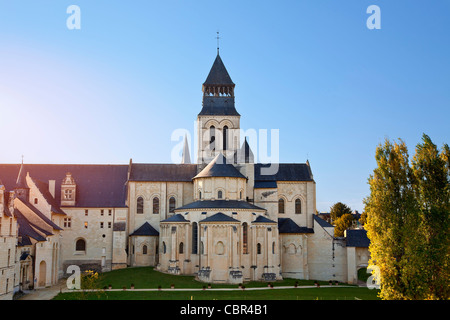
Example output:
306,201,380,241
364,134,449,300
410,134,450,299
334,213,355,237
364,138,417,300
330,202,352,223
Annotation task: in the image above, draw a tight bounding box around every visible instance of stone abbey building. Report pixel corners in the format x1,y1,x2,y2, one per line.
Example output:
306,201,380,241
0,53,369,299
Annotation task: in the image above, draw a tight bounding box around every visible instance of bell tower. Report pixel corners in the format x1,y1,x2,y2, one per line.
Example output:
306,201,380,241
197,52,241,166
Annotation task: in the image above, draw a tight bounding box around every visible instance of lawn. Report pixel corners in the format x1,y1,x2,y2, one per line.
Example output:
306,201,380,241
54,267,380,300
93,267,331,290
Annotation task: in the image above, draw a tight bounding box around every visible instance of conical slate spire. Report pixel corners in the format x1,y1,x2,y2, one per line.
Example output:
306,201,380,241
16,159,28,189
199,53,239,116
203,54,234,86
181,134,191,164
237,137,254,164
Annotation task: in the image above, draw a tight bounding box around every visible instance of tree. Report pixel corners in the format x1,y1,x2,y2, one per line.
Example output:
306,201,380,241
364,134,449,300
330,202,352,223
409,134,450,299
334,213,355,237
364,138,417,300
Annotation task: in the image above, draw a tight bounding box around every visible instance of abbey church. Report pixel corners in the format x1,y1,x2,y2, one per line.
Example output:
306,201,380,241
0,53,369,299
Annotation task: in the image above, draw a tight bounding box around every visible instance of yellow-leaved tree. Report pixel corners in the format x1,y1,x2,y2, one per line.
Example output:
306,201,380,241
364,134,449,300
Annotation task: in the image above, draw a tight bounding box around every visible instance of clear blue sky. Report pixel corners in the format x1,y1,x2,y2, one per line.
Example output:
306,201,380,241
0,1,449,213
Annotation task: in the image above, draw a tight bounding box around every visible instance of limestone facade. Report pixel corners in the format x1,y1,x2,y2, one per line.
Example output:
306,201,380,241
0,52,370,298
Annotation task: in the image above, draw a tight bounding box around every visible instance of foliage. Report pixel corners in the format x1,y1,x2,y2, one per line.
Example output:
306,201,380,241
75,270,106,300
330,202,352,223
334,213,355,237
364,134,449,300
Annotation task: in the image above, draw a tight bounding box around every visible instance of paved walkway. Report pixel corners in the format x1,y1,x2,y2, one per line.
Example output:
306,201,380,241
18,279,67,300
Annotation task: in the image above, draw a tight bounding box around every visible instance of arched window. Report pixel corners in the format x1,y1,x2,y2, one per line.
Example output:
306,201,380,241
142,245,148,255
137,197,144,214
216,241,225,255
272,242,276,254
169,197,176,213
179,242,184,254
153,197,160,214
218,190,223,199
295,198,302,214
192,222,198,254
239,190,243,200
257,243,261,255
75,239,86,252
163,241,166,254
199,190,202,200
223,126,228,151
242,223,248,254
209,126,215,151
278,198,285,214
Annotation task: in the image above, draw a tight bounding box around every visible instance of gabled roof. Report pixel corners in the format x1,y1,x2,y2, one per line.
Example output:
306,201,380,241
19,200,62,231
254,181,277,189
200,212,240,223
253,215,277,224
175,199,265,211
346,229,370,247
313,214,334,228
14,209,49,243
129,164,197,182
254,163,314,182
0,164,128,208
129,222,159,236
161,214,190,223
278,218,314,234
203,54,234,86
194,154,246,179
31,177,66,215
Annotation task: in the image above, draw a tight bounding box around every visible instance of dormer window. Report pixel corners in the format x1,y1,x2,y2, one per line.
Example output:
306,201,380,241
61,172,76,206
64,189,73,200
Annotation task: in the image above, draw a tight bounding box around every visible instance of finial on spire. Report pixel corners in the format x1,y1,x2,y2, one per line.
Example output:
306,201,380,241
216,31,220,55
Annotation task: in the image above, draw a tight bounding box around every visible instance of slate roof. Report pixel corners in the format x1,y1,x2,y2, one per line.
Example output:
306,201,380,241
2,190,12,217
200,212,240,223
237,138,254,164
203,54,234,86
161,214,190,223
346,229,370,248
254,181,277,189
253,215,277,224
129,163,197,182
194,154,246,179
14,209,49,243
278,218,314,234
254,163,314,182
129,222,159,236
313,215,334,228
199,96,240,116
20,200,63,231
31,177,66,215
175,200,265,211
0,164,128,208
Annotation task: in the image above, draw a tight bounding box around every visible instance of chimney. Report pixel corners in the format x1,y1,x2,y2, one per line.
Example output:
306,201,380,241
49,180,56,198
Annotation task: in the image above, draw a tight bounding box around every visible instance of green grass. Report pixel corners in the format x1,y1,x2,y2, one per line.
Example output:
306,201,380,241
54,266,380,300
54,287,380,300
94,267,332,290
